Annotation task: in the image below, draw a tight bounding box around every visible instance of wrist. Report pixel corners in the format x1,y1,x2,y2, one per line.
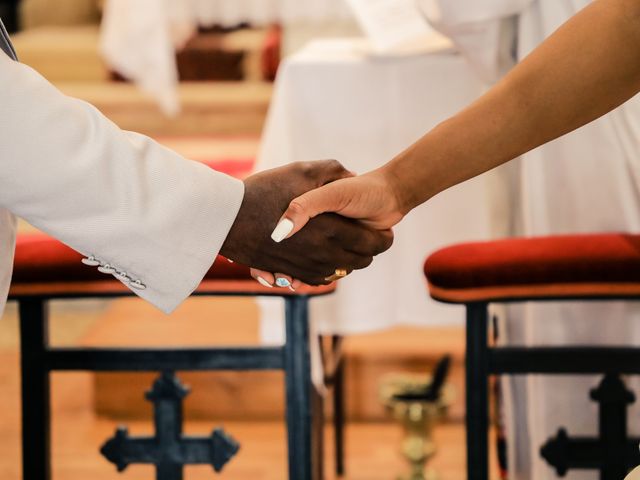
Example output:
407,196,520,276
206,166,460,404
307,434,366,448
219,180,250,263
377,161,418,216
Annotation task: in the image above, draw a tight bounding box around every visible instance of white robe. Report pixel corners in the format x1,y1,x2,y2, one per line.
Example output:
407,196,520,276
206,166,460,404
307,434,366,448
420,1,640,478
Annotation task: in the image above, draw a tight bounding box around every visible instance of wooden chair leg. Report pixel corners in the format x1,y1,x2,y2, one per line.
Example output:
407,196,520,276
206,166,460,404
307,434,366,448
19,299,51,480
466,302,490,480
284,297,313,480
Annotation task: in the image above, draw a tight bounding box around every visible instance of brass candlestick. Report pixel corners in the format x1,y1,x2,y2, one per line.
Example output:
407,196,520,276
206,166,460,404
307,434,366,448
380,357,453,480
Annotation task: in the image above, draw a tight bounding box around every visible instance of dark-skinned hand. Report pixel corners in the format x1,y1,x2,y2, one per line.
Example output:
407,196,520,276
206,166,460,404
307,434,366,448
220,160,394,285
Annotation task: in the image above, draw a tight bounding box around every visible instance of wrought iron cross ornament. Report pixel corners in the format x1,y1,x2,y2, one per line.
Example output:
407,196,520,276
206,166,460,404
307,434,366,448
101,371,240,480
541,374,640,480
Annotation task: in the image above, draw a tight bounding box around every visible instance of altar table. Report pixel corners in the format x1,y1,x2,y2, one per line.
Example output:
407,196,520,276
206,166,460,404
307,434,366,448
256,39,493,339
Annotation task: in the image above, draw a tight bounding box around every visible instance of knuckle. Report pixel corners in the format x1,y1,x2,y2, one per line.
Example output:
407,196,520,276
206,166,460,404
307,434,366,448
356,256,374,270
287,199,307,216
380,231,395,252
326,159,344,172
291,161,314,177
300,161,316,177
345,254,372,271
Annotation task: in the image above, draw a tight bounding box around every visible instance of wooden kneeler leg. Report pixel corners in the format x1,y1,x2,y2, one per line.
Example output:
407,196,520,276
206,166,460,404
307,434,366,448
284,296,314,480
466,303,490,480
19,299,52,480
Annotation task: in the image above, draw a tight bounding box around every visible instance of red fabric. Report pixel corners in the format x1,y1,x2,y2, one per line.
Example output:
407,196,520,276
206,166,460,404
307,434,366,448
12,234,249,284
202,158,254,179
261,24,282,81
424,233,640,290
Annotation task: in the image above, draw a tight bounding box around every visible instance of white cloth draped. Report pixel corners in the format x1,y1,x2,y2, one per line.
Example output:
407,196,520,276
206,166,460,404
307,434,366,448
100,0,352,115
418,0,533,81
421,1,640,478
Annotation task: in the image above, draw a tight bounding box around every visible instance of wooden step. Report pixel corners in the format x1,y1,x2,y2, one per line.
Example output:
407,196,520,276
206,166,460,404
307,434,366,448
11,25,106,82
12,24,276,82
57,81,272,136
81,297,466,422
11,25,272,142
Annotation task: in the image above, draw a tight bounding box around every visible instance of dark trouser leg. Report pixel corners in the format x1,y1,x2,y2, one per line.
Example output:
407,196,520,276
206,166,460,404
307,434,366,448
466,302,489,480
19,299,51,480
332,335,345,476
312,386,325,480
284,296,313,480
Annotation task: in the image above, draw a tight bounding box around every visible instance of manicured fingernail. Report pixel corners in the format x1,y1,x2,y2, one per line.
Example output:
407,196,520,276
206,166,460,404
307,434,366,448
271,218,294,243
275,277,292,288
257,276,273,288
288,286,296,292
227,258,234,263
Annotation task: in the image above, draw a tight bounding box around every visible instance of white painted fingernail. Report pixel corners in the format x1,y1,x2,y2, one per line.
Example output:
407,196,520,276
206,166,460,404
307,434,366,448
227,258,234,263
257,276,273,288
288,286,296,292
271,218,294,243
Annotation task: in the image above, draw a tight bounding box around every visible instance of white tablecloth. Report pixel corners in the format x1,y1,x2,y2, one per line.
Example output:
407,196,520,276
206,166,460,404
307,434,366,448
256,39,492,340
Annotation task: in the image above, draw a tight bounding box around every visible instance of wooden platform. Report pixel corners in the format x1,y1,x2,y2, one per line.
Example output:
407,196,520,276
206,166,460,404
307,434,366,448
11,24,276,83
56,81,272,136
10,23,274,137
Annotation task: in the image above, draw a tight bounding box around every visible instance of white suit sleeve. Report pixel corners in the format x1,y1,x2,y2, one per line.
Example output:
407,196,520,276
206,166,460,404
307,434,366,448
0,53,245,313
418,0,535,82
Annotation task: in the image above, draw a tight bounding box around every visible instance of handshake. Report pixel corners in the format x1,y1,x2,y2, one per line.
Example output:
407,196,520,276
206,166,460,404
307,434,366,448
220,160,406,288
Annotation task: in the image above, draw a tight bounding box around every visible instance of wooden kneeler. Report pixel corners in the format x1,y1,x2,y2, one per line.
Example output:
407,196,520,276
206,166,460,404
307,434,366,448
10,233,344,480
424,233,640,480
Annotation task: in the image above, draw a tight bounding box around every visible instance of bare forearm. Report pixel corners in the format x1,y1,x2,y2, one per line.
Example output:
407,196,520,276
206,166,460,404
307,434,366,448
383,0,640,212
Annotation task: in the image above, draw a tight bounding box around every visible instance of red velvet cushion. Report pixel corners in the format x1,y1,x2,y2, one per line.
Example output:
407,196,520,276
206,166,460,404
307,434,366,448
12,234,248,284
261,25,282,81
424,234,640,302
10,234,336,298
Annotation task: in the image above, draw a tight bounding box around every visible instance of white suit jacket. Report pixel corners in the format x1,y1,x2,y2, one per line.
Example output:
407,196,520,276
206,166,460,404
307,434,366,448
0,20,244,316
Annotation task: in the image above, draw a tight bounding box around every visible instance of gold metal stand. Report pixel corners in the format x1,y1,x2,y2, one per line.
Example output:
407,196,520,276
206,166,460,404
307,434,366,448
380,361,453,480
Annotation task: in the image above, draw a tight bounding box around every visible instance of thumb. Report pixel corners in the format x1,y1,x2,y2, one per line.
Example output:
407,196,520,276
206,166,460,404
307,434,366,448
271,181,347,242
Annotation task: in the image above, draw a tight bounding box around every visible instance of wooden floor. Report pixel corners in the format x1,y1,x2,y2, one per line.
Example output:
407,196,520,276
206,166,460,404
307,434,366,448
0,349,500,480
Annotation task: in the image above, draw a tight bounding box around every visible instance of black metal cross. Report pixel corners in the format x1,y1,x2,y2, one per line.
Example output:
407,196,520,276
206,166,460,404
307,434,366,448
100,371,240,480
541,374,640,480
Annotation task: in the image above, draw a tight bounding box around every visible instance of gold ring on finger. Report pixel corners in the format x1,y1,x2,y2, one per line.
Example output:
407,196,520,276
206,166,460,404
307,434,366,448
324,268,349,282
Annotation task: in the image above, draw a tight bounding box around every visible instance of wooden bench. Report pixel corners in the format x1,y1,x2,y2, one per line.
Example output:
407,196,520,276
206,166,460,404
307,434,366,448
11,233,342,480
424,233,640,480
